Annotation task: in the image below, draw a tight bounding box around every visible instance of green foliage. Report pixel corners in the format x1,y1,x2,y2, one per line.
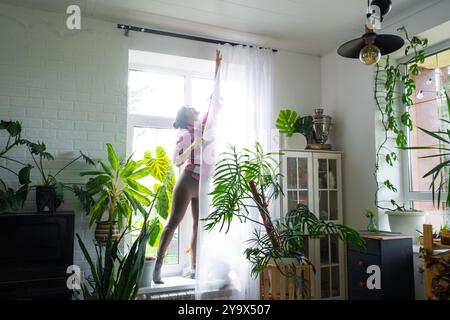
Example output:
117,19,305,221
373,28,428,211
0,120,32,213
76,217,161,300
276,110,299,137
400,91,450,208
204,143,282,233
245,204,366,278
24,138,94,206
77,144,175,244
206,143,364,291
276,110,314,138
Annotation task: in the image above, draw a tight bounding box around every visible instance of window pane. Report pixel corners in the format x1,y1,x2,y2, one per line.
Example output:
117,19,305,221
132,127,180,264
128,70,184,117
409,49,450,192
192,77,214,114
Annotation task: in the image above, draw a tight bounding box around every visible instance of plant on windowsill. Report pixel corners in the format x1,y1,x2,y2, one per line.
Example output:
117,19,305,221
75,204,162,300
74,143,175,246
400,91,450,243
371,27,428,234
204,143,365,299
276,109,314,150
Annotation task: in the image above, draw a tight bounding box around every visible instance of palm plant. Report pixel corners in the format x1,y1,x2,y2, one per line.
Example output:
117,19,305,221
75,143,175,243
401,91,450,208
205,143,365,285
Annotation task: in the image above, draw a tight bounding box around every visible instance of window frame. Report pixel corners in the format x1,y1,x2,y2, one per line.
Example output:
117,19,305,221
401,41,450,208
126,61,213,277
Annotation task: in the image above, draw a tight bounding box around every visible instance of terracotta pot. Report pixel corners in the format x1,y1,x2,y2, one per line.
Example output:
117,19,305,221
440,231,450,245
95,221,119,245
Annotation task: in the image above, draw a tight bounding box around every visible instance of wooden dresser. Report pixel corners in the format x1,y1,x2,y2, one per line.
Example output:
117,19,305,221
347,232,415,300
0,211,74,299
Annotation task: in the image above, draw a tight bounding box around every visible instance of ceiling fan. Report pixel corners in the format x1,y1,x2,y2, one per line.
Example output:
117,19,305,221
337,0,405,65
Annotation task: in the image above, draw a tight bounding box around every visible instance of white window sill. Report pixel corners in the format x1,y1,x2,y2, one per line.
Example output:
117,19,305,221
138,276,195,295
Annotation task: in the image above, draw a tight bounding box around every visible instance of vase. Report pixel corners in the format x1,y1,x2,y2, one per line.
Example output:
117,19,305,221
139,257,156,288
280,133,307,150
367,216,377,232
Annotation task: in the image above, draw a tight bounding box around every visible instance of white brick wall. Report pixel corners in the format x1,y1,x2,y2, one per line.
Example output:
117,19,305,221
0,3,128,279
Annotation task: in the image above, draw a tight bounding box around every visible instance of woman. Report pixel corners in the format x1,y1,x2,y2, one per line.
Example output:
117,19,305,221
153,50,222,284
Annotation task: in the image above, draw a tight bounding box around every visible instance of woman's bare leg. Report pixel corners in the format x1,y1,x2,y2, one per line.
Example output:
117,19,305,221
154,172,193,283
190,197,199,269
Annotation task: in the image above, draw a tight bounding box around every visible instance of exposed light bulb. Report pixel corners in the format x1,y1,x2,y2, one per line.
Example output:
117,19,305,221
416,90,424,100
359,44,381,65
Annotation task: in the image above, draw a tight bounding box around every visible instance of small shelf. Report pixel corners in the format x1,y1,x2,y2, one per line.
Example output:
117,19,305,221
419,237,450,250
320,263,340,268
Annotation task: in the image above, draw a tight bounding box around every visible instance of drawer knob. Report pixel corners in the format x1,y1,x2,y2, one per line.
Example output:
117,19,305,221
359,281,365,288
357,260,364,268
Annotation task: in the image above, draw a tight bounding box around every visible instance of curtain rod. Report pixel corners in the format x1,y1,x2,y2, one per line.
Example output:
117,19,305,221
117,24,278,53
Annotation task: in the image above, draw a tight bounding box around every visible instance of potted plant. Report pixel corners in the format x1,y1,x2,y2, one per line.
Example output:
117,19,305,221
385,200,425,237
276,110,313,150
22,140,93,212
371,28,428,229
76,214,162,300
75,143,175,246
0,120,32,213
204,143,364,299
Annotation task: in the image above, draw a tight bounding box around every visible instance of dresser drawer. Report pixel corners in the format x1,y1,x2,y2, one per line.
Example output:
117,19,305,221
348,238,380,255
347,251,380,273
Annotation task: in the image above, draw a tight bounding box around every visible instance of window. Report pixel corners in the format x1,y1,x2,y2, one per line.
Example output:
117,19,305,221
404,47,450,229
127,50,214,276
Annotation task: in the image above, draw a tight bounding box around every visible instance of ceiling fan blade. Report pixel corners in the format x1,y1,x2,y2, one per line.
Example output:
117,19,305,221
375,34,405,56
337,37,366,58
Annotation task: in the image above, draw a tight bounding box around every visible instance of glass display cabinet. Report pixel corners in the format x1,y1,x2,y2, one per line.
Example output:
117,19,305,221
280,150,345,299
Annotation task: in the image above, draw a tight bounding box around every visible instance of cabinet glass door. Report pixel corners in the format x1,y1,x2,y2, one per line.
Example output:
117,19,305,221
317,158,338,221
286,156,310,211
315,154,342,299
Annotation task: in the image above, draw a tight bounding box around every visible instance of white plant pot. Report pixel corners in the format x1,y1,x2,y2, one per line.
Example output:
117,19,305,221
139,258,156,288
280,133,307,150
386,210,426,238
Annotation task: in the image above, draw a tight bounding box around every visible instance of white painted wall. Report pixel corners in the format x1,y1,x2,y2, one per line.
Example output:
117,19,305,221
320,53,376,230
320,0,450,230
0,2,321,278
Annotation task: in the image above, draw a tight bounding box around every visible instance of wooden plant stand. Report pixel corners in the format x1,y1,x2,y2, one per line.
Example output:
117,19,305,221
260,261,314,300
421,224,450,300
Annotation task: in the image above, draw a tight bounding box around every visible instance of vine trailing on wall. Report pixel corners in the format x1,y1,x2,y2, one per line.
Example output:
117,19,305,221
372,27,428,212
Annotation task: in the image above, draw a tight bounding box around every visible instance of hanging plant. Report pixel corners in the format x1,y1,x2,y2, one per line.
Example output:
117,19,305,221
372,27,428,211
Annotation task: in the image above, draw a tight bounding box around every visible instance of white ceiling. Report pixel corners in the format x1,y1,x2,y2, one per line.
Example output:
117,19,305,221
0,0,440,55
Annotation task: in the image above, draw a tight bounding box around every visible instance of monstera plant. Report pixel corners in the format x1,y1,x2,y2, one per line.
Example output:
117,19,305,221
276,110,313,138
0,120,32,213
75,143,175,245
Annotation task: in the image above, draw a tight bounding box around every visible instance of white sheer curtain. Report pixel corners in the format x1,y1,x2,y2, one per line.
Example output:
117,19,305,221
196,44,275,300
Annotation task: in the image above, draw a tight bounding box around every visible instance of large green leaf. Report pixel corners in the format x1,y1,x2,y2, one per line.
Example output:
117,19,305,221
18,165,32,185
276,110,299,137
147,147,171,182
106,143,120,171
155,185,170,219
